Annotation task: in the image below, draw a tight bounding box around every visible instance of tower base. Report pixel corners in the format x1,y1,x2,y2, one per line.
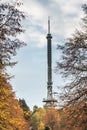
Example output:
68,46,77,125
43,98,57,107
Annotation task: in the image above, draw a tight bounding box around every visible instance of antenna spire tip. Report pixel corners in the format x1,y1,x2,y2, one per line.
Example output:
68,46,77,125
48,16,50,34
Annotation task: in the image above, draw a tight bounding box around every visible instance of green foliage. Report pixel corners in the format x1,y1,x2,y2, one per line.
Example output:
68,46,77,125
19,99,30,111
44,126,50,130
33,105,38,113
31,107,46,130
19,99,31,121
31,107,60,130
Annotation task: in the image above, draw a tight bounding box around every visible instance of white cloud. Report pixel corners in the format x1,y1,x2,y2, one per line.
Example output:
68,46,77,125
21,0,87,47
1,0,87,47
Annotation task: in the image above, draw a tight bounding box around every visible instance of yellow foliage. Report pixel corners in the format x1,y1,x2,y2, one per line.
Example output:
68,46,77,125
0,75,29,130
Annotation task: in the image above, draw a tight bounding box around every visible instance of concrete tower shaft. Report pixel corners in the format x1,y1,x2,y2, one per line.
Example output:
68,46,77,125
43,18,57,106
47,17,52,83
47,33,52,100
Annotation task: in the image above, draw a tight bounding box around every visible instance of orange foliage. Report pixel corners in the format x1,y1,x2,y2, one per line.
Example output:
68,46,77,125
44,107,59,130
0,75,29,130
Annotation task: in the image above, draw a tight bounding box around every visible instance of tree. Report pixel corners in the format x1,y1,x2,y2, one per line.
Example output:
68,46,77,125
19,98,31,121
0,1,26,73
44,126,50,130
0,74,29,130
56,4,87,130
44,107,59,130
31,107,46,130
33,105,39,113
0,1,29,129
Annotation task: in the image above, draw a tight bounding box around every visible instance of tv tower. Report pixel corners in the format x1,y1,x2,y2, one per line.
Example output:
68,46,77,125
43,17,57,107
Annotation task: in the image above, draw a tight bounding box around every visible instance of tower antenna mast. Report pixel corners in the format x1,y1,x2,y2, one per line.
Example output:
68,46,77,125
48,16,50,34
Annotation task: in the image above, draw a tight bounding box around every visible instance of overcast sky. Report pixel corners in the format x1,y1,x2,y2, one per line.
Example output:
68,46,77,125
2,0,87,110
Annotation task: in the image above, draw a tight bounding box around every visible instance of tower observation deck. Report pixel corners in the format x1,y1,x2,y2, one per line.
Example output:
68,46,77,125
43,17,57,107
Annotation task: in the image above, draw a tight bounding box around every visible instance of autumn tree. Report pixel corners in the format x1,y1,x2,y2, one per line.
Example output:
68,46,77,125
0,75,29,130
56,4,87,130
44,107,59,130
31,107,46,130
0,1,29,129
